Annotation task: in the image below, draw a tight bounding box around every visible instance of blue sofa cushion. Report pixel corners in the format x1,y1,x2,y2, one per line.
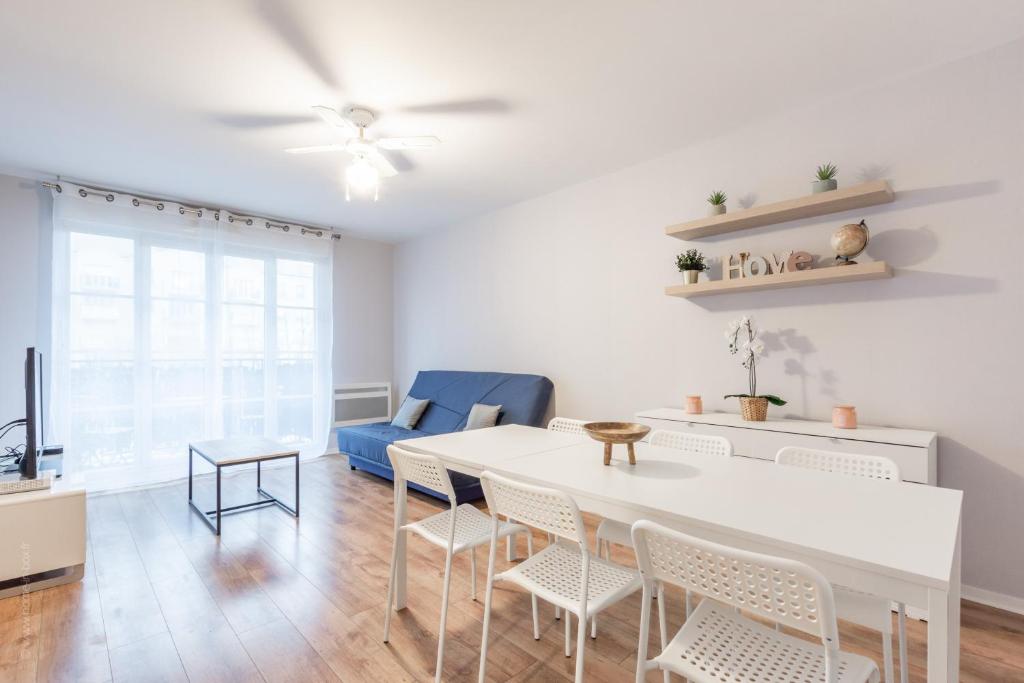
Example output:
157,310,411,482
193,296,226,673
410,371,553,433
338,421,485,497
337,422,431,470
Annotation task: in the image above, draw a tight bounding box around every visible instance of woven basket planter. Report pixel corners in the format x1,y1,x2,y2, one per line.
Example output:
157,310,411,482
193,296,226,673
739,396,768,422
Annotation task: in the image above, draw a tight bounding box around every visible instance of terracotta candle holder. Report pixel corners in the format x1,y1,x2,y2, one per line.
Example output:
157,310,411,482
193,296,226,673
685,395,703,414
832,405,857,429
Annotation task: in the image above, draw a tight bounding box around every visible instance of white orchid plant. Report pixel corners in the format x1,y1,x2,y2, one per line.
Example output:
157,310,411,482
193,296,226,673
723,316,787,406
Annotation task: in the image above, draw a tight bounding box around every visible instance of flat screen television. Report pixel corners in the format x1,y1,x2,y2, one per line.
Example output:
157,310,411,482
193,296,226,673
21,347,43,478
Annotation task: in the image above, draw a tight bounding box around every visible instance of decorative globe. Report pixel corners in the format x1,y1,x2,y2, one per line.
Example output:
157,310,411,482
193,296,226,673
830,220,870,265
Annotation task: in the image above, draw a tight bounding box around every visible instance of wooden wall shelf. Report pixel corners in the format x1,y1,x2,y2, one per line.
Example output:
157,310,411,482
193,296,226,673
665,261,892,298
665,180,894,240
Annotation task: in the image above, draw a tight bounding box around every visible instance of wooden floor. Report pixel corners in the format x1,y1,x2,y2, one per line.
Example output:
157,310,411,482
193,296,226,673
2,454,1022,682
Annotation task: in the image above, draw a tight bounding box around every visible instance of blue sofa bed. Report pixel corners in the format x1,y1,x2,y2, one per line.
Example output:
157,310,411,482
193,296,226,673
337,370,553,502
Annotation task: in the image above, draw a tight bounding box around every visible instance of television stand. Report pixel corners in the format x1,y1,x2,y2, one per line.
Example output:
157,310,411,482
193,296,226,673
0,483,85,598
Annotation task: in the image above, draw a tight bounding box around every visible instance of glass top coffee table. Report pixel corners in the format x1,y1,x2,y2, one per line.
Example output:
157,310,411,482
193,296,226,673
187,437,300,535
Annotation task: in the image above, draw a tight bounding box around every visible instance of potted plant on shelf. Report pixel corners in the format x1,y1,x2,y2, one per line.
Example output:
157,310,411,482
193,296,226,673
812,163,838,193
707,190,727,216
675,249,706,285
723,316,786,421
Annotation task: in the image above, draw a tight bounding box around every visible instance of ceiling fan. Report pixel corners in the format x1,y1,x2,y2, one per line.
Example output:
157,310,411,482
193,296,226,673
286,106,440,200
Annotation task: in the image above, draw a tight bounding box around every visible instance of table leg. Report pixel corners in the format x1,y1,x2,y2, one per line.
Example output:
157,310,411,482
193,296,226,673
188,447,193,501
627,443,637,465
257,460,261,489
927,522,961,682
215,466,222,536
294,454,300,516
603,443,612,466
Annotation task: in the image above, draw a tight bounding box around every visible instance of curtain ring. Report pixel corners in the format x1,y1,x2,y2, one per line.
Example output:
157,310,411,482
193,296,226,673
105,193,114,202
78,189,87,198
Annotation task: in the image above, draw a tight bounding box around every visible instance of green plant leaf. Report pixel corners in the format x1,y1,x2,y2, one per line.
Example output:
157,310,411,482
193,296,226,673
815,163,837,180
707,190,727,205
676,248,706,272
761,394,787,406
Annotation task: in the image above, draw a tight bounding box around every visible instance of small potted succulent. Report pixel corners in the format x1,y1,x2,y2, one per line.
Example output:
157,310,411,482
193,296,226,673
812,163,838,193
706,190,727,216
723,316,786,421
675,249,706,285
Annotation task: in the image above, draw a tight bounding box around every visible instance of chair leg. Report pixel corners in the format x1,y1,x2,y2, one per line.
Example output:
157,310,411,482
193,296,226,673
470,545,477,601
590,539,609,640
526,533,539,640
882,626,895,683
897,603,908,683
550,533,562,622
573,613,588,683
564,610,571,657
383,527,402,642
478,532,499,683
635,582,653,683
656,582,670,683
435,547,455,683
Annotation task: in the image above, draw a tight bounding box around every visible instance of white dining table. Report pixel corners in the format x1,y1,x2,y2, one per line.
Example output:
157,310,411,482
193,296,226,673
394,424,963,683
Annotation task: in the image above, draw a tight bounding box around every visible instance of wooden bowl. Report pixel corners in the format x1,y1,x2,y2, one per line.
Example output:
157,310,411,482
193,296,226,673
582,422,650,465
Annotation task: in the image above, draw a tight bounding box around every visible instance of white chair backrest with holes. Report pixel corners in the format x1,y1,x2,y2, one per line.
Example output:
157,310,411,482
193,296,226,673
480,471,588,546
631,519,841,658
649,429,733,457
547,417,588,435
387,445,458,504
776,446,902,482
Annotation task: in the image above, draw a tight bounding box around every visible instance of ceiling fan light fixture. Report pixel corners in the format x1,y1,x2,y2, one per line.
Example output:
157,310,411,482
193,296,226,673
345,156,379,201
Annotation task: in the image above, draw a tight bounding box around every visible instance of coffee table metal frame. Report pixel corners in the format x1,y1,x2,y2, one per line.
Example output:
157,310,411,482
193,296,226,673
187,442,299,535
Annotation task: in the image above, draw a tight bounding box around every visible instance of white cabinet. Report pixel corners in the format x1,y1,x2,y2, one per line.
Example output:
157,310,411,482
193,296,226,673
0,485,86,598
635,408,937,485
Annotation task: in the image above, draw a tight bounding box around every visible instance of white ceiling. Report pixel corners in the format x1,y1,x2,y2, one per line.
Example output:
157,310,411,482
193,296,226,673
1,1,1023,241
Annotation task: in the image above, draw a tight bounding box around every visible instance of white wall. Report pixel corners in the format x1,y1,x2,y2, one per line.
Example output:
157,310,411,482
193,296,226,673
332,235,394,386
0,174,49,452
395,41,1024,599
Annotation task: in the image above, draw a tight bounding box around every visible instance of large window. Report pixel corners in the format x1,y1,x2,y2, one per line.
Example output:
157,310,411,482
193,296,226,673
51,187,333,491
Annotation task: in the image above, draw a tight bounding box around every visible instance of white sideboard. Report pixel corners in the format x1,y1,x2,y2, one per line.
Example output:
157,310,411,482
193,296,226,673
635,408,937,485
0,484,86,598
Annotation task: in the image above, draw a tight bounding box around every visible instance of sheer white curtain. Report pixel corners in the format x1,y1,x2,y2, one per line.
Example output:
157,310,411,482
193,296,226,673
50,183,333,491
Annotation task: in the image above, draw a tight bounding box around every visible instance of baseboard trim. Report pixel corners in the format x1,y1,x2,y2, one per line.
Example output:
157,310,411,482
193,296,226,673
963,584,1024,616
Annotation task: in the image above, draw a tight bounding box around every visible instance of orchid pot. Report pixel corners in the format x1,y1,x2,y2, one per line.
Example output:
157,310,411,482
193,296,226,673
738,396,768,422
724,316,786,422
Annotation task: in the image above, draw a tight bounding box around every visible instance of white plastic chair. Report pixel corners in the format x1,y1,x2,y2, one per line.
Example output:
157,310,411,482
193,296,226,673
478,471,642,683
547,416,588,434
776,446,907,683
546,416,590,627
632,519,880,683
382,446,529,683
591,429,733,636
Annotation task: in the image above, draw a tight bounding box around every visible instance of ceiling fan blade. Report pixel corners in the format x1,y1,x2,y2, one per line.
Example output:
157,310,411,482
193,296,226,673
284,144,349,154
367,149,398,177
312,106,358,134
377,136,441,150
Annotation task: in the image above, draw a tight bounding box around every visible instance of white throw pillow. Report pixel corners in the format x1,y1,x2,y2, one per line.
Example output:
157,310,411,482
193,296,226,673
464,403,502,431
391,396,430,430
